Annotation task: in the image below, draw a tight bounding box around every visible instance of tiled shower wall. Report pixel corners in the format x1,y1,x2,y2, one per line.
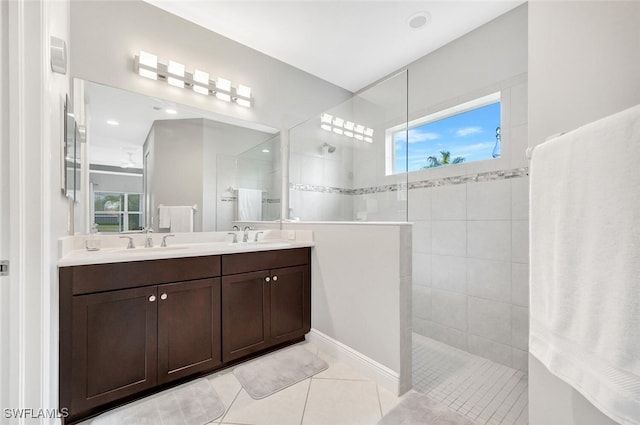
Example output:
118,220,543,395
411,176,529,371
411,81,529,371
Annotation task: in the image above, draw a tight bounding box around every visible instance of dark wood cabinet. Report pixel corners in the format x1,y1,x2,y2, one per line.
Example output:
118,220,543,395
66,276,222,420
157,278,221,384
221,249,311,363
269,265,310,344
222,270,270,362
60,247,310,424
71,286,158,414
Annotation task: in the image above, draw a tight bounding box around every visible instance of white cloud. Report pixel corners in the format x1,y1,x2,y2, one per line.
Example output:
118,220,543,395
456,126,482,137
408,131,439,143
451,142,494,158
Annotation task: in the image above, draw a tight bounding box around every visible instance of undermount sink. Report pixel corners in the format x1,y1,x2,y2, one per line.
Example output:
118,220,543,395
116,246,189,253
235,241,292,249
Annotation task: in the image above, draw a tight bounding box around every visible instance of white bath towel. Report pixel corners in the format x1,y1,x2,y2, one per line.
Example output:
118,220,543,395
529,104,640,425
158,206,194,232
158,205,171,228
237,188,262,221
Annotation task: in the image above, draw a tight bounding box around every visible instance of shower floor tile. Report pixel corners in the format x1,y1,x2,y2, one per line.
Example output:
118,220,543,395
413,333,528,425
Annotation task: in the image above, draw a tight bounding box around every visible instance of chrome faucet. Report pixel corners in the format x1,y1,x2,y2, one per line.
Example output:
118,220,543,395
161,234,175,247
227,232,238,243
254,231,264,242
243,226,252,243
119,236,135,249
144,227,154,248
232,225,240,231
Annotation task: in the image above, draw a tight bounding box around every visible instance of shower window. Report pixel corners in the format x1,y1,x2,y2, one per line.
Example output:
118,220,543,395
387,92,501,175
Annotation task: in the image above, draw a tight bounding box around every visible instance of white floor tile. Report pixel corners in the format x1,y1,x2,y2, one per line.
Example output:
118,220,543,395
314,351,370,381
298,339,320,356
302,379,381,425
207,372,243,423
377,386,401,416
221,379,310,425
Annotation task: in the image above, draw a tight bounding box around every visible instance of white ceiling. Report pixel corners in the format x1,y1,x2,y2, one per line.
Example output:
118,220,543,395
143,0,525,92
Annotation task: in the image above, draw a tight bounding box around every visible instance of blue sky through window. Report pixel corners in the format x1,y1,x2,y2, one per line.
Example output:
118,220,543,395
394,102,500,173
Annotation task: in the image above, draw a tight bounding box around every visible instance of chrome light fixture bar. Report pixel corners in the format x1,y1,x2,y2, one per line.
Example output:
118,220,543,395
134,51,252,108
319,113,373,143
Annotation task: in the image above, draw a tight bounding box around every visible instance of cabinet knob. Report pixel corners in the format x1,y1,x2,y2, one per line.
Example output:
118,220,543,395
272,275,278,282
149,295,156,302
160,293,168,300
265,276,271,282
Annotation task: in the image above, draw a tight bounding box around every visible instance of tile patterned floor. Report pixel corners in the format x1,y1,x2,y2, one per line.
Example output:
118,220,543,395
81,336,530,425
205,341,401,425
412,333,529,425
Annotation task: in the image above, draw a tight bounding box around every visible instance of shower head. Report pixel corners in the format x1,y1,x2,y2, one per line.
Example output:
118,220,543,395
322,142,336,154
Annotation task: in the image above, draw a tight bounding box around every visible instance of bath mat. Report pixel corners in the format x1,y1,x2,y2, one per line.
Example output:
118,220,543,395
90,378,224,425
233,345,328,399
378,391,474,425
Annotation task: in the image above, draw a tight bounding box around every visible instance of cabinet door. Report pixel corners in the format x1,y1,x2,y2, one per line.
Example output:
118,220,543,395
269,265,311,344
222,270,270,362
157,278,221,384
71,286,158,414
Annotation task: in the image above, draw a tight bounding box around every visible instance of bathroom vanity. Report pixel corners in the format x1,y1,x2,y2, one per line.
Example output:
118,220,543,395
58,241,311,424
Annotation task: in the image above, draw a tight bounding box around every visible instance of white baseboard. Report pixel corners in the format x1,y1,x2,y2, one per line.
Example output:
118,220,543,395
307,329,401,395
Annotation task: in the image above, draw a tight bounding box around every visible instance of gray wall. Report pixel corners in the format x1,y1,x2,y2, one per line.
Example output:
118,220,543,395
146,118,274,232
149,119,204,231
69,0,352,131
405,4,530,371
528,2,640,424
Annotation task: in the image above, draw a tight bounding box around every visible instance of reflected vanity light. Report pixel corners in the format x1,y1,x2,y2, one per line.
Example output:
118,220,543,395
319,114,373,143
134,50,252,107
165,108,177,115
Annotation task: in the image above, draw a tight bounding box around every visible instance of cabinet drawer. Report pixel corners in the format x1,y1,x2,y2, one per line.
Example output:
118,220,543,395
221,248,310,275
70,256,221,295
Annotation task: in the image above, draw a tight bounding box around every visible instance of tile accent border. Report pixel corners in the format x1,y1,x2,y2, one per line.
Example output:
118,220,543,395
408,167,529,189
290,167,529,195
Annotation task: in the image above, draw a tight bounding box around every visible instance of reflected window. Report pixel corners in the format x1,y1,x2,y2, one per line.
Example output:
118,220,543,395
94,192,143,232
388,92,501,175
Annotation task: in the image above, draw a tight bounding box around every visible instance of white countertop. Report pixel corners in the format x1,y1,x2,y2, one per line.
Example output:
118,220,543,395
58,230,314,267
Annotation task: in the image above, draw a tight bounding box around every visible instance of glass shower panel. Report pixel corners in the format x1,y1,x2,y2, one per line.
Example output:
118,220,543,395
216,134,281,230
289,71,408,222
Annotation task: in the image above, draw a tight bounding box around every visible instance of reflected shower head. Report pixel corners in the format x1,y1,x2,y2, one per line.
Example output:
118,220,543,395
322,142,336,153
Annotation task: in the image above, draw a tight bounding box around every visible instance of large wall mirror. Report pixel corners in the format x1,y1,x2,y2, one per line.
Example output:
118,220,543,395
77,80,281,234
63,94,80,201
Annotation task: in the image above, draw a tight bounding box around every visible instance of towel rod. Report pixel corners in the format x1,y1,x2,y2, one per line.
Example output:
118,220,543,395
158,204,198,211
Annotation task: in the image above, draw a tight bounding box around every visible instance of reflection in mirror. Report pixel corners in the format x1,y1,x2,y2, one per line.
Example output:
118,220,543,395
63,95,79,201
288,71,408,222
81,81,280,234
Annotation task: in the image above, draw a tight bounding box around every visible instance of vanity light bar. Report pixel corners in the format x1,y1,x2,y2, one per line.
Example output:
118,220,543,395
319,114,373,143
134,51,252,108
